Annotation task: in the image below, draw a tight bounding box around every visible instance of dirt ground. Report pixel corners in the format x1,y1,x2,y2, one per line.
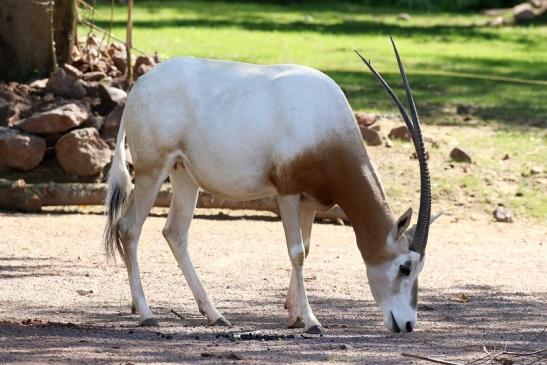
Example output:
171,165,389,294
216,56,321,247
0,208,545,364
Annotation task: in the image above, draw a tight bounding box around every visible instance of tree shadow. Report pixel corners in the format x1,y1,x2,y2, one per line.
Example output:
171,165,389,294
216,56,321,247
0,284,545,364
326,69,547,127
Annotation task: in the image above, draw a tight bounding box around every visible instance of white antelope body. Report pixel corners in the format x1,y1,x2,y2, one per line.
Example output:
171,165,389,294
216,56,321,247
104,39,436,334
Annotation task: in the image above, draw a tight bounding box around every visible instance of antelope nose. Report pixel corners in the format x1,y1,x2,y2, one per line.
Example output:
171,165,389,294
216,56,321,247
405,321,414,332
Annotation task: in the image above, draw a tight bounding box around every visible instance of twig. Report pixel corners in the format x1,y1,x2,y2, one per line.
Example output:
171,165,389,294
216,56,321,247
78,18,146,54
504,348,547,356
482,345,494,364
170,309,184,321
401,352,463,365
77,0,99,13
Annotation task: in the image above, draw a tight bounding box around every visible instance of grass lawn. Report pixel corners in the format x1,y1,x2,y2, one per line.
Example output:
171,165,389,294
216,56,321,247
82,1,546,221
86,0,547,126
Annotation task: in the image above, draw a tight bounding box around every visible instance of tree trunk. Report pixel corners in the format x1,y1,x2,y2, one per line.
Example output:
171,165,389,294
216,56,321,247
0,180,349,223
0,0,76,81
54,0,77,65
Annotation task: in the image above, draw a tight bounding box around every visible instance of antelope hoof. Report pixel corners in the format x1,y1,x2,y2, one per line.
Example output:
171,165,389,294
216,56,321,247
288,320,305,329
305,324,325,335
131,304,137,314
139,318,159,327
211,317,232,327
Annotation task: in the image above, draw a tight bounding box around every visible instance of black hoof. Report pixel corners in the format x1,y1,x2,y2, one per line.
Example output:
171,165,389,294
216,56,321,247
305,325,325,335
131,304,137,314
211,317,232,327
139,318,159,327
288,318,305,329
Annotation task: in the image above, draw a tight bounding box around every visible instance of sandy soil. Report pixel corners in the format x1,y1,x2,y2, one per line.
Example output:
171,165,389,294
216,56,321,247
0,208,545,364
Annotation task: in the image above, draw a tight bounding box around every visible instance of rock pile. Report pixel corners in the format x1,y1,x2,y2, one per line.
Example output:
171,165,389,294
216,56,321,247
485,0,547,26
0,34,159,180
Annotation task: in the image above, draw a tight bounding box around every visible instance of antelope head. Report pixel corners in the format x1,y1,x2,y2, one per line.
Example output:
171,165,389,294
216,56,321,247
355,38,440,333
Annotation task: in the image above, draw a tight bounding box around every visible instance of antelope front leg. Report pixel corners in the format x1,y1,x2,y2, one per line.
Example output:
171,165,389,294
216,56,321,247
278,195,324,334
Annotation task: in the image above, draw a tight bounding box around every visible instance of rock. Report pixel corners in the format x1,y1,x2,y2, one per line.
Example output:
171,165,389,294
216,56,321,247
29,78,48,89
101,105,124,139
0,85,18,102
354,112,378,127
134,55,156,77
388,125,412,141
15,103,89,134
360,127,382,146
493,205,513,223
46,69,86,99
0,127,46,171
63,63,83,79
111,51,127,74
81,115,105,130
98,84,127,112
514,3,535,22
0,99,10,126
449,147,472,163
487,16,505,26
397,13,411,21
530,166,543,175
76,289,93,296
82,71,107,82
43,93,55,103
55,128,112,176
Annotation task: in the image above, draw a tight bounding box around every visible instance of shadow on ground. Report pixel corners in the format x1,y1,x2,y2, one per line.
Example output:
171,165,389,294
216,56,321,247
1,285,545,364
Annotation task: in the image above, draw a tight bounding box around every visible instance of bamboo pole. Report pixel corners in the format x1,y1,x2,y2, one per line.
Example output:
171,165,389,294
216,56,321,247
124,0,133,89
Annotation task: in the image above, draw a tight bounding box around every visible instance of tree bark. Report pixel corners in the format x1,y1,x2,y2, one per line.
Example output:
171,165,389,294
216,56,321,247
0,0,55,81
0,180,348,222
53,0,77,65
0,0,77,81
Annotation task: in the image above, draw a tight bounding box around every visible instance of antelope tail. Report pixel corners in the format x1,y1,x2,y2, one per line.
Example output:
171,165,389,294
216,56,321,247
103,116,132,262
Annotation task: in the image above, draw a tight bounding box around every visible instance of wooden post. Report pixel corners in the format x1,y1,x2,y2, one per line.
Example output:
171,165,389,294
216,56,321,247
125,0,134,89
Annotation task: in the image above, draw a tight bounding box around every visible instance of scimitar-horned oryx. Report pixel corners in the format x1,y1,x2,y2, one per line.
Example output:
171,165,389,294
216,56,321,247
104,38,439,335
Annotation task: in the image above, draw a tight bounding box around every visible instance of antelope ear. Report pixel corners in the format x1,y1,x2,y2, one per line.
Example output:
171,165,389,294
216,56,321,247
391,207,413,242
430,211,443,225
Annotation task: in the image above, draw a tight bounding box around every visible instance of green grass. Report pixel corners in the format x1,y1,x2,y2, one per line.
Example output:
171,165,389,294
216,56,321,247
84,0,547,127
81,1,547,221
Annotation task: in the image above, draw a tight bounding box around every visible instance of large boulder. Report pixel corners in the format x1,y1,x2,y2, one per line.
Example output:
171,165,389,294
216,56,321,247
55,128,112,176
46,68,87,99
514,3,536,22
0,127,46,171
15,103,89,134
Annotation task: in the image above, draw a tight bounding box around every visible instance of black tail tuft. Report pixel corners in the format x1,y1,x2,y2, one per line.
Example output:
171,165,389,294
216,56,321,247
104,183,128,262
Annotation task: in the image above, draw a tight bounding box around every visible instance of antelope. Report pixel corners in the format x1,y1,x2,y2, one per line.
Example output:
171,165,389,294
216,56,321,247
104,38,437,334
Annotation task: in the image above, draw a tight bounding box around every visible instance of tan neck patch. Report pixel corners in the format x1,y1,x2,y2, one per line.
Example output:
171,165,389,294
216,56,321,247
270,137,396,265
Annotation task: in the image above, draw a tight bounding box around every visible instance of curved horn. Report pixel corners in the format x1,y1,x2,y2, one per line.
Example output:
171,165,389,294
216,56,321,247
354,38,431,258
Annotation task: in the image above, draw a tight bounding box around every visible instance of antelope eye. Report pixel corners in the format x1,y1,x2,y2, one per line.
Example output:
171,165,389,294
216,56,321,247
399,261,411,276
